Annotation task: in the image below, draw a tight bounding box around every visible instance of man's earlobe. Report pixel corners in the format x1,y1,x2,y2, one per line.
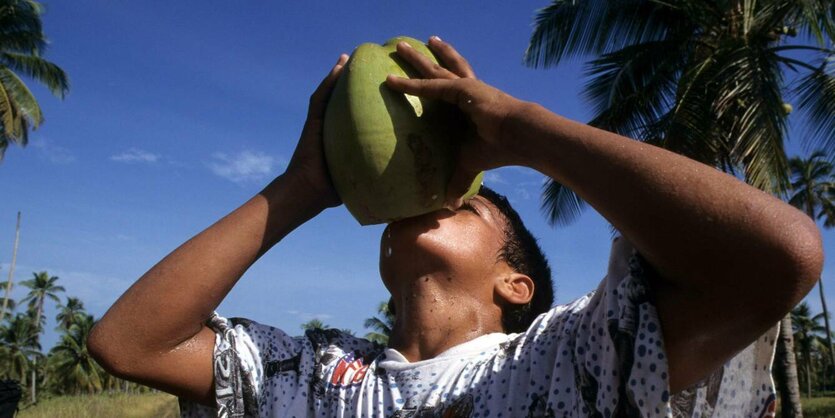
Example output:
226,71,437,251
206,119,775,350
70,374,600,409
496,273,534,305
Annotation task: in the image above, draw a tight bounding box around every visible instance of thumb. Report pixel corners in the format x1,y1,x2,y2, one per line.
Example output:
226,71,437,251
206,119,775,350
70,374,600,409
445,162,482,210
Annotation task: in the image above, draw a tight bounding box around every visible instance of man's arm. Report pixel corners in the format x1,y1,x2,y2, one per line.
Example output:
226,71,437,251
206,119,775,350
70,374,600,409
87,54,349,404
387,37,823,392
507,106,822,391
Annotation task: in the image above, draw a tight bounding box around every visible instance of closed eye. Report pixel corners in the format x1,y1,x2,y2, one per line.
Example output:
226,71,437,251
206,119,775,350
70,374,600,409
459,201,479,214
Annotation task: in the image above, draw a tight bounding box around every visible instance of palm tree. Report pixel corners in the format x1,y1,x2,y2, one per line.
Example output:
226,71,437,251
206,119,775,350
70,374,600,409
792,302,828,397
0,0,69,159
47,314,103,395
0,313,40,386
300,318,328,331
55,297,85,331
363,301,395,345
525,2,835,415
20,272,63,336
526,1,835,227
788,151,835,371
19,271,62,403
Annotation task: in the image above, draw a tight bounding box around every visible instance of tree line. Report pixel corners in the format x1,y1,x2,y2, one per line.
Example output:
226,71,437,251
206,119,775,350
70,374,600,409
0,272,153,408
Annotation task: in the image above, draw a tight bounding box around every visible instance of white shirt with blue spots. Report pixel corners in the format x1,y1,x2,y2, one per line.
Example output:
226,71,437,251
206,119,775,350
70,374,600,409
180,238,778,417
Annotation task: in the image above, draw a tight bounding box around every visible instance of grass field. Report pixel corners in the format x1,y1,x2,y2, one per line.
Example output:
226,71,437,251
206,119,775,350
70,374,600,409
16,393,178,418
774,396,835,418
10,393,835,417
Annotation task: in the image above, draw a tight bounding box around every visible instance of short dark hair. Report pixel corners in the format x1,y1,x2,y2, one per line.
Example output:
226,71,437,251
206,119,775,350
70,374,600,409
478,186,554,333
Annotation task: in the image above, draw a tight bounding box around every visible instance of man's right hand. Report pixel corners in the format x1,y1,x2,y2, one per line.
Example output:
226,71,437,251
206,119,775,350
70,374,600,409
283,54,349,213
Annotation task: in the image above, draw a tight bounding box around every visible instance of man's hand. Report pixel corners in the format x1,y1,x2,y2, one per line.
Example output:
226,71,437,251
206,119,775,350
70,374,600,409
285,54,349,212
385,37,530,208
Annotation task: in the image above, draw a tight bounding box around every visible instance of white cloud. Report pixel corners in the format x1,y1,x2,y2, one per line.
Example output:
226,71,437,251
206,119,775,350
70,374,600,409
515,187,532,200
208,150,279,183
110,148,160,163
31,138,75,164
483,171,508,185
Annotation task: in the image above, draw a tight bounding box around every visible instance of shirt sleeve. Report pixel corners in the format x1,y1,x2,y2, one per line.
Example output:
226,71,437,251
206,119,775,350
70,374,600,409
178,314,382,418
178,314,311,418
509,236,777,418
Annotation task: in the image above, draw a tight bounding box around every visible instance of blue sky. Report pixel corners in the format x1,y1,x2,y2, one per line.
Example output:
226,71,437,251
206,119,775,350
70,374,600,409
0,1,833,349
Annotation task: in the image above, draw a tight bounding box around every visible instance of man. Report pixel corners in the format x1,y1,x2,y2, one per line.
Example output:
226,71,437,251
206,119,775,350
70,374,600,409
88,37,822,417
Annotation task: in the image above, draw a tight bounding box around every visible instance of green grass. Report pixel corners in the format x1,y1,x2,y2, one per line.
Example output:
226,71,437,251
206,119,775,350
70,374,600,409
16,393,179,418
11,393,833,417
776,396,835,418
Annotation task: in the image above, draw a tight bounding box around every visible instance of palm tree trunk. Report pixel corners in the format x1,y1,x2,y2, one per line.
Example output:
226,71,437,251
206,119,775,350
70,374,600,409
816,279,835,379
805,354,811,398
31,295,43,405
804,203,835,376
0,212,21,323
30,358,36,404
775,315,804,417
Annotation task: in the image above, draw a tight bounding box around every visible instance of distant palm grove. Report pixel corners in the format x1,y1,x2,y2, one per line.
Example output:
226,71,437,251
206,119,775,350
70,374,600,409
0,272,155,407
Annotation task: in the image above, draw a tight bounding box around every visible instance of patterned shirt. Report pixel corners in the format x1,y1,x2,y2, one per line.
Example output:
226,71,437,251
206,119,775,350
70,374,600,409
180,237,778,417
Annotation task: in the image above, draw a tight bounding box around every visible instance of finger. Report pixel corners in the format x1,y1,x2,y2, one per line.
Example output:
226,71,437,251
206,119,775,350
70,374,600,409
428,36,476,79
308,54,349,118
395,41,457,80
445,163,482,210
385,76,470,107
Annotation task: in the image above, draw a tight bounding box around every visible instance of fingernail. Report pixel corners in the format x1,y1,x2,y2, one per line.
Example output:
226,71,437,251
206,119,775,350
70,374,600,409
399,41,412,49
430,35,442,42
446,197,463,210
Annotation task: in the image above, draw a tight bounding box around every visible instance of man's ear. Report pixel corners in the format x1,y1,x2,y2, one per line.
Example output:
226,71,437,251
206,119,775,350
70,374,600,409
495,273,534,305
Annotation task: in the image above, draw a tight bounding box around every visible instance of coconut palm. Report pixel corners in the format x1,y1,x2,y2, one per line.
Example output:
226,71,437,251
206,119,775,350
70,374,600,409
55,296,85,331
47,314,103,395
525,0,835,222
788,151,835,373
300,318,328,331
792,302,828,397
0,0,69,159
19,271,62,403
363,301,395,345
0,313,40,386
20,272,62,336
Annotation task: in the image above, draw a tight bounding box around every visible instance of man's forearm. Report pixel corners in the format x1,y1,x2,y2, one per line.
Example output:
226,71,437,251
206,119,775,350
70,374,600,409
90,174,322,357
512,103,822,293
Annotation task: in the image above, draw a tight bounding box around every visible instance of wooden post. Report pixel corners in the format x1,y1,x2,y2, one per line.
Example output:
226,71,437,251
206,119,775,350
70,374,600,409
0,211,21,323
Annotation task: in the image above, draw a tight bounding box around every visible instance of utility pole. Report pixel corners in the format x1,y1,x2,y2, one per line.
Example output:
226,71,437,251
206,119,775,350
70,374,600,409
0,211,21,323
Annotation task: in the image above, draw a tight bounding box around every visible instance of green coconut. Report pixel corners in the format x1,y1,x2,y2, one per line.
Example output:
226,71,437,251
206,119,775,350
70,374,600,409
323,36,483,225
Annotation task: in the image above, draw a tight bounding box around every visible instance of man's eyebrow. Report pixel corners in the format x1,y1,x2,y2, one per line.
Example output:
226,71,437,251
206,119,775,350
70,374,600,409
471,196,495,217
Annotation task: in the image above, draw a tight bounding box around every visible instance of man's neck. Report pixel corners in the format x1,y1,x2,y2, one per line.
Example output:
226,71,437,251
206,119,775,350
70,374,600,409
385,273,504,362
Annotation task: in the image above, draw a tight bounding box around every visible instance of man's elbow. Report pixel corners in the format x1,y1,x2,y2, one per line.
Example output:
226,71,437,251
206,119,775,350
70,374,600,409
774,214,824,310
87,322,139,380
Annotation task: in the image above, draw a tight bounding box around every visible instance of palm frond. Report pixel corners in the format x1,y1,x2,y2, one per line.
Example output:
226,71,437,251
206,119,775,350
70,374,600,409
0,67,42,125
711,42,790,193
524,0,688,68
785,0,835,45
584,39,686,136
540,178,587,226
0,0,46,53
794,55,835,158
0,53,68,98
